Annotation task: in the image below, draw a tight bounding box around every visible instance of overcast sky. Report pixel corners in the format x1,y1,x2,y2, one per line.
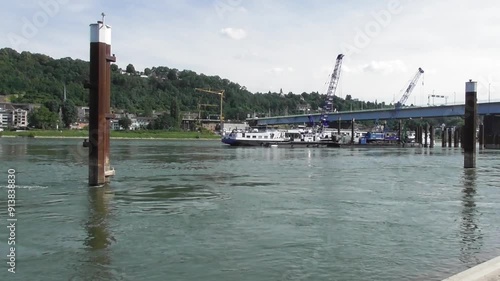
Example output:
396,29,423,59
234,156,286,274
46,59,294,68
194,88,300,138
2,0,499,105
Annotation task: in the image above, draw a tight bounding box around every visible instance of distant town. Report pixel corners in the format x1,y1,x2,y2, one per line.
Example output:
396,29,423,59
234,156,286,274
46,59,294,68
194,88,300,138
0,96,248,134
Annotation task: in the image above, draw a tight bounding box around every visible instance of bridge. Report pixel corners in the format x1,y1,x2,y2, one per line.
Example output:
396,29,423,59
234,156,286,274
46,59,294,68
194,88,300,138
250,102,500,126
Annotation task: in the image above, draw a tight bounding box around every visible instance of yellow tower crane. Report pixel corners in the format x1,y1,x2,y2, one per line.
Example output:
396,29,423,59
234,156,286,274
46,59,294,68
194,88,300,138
195,88,225,133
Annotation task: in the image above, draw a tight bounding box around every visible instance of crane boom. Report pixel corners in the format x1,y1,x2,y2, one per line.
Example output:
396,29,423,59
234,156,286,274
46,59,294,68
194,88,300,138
321,54,344,126
195,88,225,133
396,67,424,108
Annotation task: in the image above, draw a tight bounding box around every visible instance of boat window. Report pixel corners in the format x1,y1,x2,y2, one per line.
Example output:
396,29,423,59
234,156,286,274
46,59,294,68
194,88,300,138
252,136,256,138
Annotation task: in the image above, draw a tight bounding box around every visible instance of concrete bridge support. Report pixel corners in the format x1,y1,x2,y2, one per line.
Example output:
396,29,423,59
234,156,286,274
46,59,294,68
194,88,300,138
483,115,500,149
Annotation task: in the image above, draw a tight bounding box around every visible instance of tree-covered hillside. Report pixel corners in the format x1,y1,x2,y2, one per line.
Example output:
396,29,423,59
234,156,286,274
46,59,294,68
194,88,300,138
0,48,391,121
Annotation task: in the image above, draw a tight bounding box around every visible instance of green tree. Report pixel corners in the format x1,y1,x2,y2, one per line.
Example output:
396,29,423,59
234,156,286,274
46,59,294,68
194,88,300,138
44,99,60,113
144,68,152,76
167,69,178,80
28,106,59,129
170,98,180,128
147,114,175,130
111,64,119,72
143,105,153,117
62,100,77,128
118,116,132,130
126,64,135,74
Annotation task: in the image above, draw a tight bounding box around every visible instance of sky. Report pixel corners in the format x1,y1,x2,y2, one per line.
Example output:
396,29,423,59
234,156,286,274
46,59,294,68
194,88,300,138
1,0,500,106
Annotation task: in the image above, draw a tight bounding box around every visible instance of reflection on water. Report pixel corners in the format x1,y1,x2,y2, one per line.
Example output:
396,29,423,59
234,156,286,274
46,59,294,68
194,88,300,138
82,186,115,281
459,169,483,266
0,141,28,157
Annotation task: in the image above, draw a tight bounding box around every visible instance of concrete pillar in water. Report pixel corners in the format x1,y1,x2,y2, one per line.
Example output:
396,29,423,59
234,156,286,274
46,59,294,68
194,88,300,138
87,18,116,186
478,122,484,150
351,118,355,144
337,117,341,135
415,126,420,144
454,127,460,147
448,127,453,147
442,127,447,147
483,115,500,149
464,80,477,168
429,125,434,148
398,120,402,144
424,124,428,147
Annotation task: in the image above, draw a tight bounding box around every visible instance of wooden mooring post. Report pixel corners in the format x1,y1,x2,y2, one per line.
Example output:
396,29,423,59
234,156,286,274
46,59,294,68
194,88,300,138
464,80,477,168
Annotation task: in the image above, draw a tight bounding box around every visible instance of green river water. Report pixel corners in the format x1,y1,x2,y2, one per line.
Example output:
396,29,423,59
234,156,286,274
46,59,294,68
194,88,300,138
0,138,499,280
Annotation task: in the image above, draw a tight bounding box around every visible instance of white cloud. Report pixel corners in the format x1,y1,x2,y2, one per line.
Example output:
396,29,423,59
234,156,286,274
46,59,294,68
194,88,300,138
361,60,407,74
267,67,294,74
1,0,500,104
219,28,247,40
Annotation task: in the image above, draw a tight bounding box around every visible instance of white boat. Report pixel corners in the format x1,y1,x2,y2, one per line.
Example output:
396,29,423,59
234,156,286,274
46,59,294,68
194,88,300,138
221,125,363,147
404,130,434,145
221,127,289,146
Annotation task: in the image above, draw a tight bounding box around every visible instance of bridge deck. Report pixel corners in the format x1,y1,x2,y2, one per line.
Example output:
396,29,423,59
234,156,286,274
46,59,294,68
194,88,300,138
251,102,500,125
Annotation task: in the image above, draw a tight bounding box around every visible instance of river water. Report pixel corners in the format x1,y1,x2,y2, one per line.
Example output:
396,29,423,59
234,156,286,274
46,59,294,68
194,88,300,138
0,138,499,281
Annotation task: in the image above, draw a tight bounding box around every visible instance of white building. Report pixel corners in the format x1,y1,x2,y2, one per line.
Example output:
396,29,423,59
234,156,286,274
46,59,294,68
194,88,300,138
0,108,28,129
0,111,7,128
77,106,90,122
12,109,28,128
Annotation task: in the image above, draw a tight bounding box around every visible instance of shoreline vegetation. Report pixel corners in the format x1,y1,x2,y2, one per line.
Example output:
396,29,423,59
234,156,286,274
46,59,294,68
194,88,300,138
0,130,221,140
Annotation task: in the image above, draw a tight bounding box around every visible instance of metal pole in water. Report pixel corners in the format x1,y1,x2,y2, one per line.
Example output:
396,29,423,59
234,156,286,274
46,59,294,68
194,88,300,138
87,16,116,186
464,80,477,168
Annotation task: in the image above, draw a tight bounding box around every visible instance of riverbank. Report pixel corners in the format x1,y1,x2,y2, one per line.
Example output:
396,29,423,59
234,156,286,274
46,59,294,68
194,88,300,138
0,130,221,140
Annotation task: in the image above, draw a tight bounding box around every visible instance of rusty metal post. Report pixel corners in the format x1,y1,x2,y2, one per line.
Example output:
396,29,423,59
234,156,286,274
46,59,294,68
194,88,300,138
464,80,477,168
87,19,116,186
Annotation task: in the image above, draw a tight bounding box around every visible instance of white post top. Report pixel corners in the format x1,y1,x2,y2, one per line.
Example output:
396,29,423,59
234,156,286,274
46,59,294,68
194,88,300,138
90,22,111,45
465,80,477,93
